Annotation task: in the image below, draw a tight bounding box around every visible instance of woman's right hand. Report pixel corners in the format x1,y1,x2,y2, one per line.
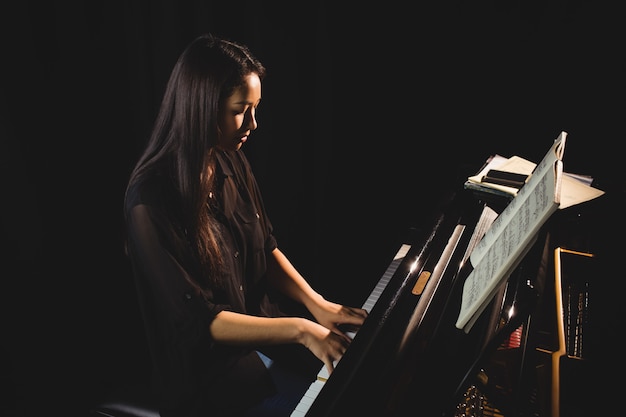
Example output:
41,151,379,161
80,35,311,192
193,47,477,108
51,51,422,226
298,318,352,375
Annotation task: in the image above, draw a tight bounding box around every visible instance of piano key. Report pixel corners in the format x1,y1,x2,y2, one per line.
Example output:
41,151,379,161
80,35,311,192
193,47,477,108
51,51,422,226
361,244,410,312
290,243,412,416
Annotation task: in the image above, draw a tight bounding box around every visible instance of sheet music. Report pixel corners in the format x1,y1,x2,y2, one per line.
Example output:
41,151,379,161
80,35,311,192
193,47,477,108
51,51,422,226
456,132,566,332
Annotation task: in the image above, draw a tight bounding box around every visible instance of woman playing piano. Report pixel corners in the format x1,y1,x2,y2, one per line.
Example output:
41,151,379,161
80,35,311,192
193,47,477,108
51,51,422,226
123,33,368,417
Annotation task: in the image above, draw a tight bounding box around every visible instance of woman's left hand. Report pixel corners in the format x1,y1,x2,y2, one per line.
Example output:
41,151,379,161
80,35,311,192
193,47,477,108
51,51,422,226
309,298,368,337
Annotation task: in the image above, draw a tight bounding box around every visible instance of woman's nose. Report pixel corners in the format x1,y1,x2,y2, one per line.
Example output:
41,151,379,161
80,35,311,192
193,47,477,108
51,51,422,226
246,109,258,131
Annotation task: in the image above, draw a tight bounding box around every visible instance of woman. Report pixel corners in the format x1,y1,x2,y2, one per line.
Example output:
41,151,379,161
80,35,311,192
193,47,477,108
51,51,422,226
123,33,368,417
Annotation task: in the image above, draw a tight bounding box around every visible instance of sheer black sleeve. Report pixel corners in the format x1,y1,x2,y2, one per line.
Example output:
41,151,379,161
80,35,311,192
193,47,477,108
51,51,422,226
124,180,230,348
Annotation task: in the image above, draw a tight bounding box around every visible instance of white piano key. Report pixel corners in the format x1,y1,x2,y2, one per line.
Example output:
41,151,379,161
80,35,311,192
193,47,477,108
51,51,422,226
316,366,330,381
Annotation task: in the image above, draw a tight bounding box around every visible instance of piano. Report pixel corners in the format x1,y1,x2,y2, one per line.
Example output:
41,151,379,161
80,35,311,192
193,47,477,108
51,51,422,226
291,183,600,417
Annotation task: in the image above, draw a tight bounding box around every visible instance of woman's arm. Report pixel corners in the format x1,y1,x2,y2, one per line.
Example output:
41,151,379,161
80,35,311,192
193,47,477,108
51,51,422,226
209,248,369,375
210,310,348,374
265,248,368,336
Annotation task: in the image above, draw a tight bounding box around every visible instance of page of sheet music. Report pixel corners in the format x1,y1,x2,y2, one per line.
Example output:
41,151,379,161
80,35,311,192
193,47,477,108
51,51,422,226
456,132,566,332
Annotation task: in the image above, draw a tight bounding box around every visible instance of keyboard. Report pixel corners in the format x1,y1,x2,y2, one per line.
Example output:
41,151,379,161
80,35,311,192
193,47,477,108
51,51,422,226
290,244,412,416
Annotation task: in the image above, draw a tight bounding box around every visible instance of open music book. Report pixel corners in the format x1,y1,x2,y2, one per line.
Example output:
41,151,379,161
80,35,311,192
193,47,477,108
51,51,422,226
456,132,567,332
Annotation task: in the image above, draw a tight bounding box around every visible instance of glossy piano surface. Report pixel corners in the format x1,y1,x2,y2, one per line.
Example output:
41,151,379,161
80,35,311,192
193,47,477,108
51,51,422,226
290,243,412,416
291,184,604,417
301,188,502,416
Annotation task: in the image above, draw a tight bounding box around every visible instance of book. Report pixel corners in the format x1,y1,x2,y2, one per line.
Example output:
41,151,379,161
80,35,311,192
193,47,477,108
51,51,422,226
464,149,604,210
455,132,567,332
464,154,536,199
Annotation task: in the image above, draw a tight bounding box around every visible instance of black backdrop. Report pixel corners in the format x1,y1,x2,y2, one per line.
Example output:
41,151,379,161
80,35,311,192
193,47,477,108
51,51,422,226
1,1,623,416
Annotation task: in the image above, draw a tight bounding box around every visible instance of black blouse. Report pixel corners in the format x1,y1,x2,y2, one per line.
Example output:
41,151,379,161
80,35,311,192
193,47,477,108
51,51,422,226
124,150,281,416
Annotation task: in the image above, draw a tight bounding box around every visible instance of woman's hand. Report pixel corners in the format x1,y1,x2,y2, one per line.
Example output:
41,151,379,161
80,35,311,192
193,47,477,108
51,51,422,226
265,248,368,334
308,297,368,337
298,318,353,375
295,298,370,375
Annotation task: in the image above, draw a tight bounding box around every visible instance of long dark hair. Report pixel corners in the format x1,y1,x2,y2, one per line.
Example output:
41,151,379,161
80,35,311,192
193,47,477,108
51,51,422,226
126,33,266,290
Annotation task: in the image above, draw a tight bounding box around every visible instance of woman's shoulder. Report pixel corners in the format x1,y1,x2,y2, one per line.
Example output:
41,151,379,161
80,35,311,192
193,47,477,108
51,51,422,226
125,171,176,212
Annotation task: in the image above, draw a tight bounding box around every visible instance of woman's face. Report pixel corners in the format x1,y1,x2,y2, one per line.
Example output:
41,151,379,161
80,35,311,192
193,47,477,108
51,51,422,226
217,73,262,151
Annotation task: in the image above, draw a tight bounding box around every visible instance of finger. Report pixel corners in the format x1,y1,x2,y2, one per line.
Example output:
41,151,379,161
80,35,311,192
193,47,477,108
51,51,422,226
325,360,334,375
337,323,361,336
345,306,368,319
338,329,354,344
340,313,367,326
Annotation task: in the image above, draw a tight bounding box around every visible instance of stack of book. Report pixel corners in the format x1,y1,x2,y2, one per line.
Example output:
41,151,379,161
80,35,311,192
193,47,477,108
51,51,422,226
464,149,604,209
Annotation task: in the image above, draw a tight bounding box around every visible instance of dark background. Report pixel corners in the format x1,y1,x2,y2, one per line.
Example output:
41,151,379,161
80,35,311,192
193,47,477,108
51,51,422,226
1,1,623,416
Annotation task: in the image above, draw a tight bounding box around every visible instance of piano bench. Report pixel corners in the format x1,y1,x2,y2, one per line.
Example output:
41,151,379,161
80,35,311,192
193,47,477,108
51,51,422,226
90,402,159,417
90,401,160,417
89,384,159,417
